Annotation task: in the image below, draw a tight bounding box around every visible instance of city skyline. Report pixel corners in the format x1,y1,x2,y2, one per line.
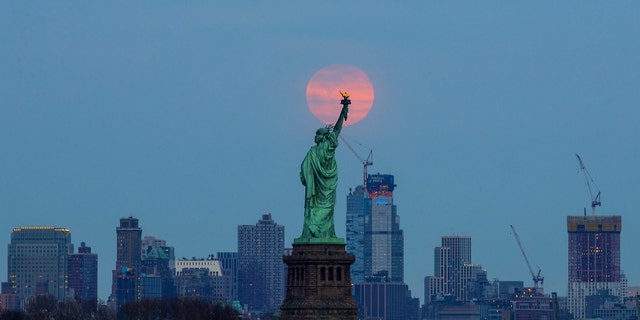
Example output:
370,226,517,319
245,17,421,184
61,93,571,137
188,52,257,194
2,1,639,307
2,211,632,304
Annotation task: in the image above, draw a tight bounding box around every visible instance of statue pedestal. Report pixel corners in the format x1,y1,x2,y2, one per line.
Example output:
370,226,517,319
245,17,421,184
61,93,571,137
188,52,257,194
280,243,358,320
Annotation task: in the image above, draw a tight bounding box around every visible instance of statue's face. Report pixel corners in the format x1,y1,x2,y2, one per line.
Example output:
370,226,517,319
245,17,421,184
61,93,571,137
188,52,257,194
315,134,324,144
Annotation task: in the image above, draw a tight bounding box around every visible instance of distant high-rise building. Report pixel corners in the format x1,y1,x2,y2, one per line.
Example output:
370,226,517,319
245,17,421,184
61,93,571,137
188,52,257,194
460,263,488,301
237,213,285,314
141,235,176,299
68,241,98,304
425,235,486,303
347,174,419,318
217,252,238,302
142,236,168,257
346,185,370,284
111,217,142,311
7,226,73,306
424,276,443,305
441,236,471,300
567,215,623,319
175,258,228,302
115,217,142,272
364,174,403,282
353,272,420,320
0,282,20,311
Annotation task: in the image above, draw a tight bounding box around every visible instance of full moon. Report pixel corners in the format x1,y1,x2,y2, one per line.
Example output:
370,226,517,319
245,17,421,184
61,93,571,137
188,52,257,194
306,64,374,126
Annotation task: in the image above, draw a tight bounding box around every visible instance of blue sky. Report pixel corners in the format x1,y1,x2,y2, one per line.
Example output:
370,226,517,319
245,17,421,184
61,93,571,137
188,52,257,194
1,2,639,302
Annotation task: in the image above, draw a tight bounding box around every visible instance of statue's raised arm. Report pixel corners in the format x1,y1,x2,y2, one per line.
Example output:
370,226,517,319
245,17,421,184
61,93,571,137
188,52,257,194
333,91,350,137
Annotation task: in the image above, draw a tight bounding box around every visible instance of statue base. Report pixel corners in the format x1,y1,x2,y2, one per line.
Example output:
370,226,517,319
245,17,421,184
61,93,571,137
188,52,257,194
280,243,358,320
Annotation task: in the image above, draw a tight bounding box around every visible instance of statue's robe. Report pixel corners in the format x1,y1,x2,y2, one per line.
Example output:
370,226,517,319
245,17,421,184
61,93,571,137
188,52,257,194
298,131,339,241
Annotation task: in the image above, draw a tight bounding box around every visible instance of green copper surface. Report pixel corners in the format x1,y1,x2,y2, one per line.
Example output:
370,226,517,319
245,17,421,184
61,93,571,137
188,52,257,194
294,100,349,244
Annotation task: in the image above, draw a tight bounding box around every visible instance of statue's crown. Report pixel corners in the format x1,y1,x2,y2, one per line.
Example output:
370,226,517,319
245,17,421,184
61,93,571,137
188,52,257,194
316,126,331,136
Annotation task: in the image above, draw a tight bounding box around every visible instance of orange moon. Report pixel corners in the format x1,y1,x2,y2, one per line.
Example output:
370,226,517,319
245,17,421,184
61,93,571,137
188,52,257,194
306,64,374,126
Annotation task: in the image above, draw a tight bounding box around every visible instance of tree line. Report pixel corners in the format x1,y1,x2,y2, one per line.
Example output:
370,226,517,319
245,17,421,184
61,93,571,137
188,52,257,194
0,296,239,320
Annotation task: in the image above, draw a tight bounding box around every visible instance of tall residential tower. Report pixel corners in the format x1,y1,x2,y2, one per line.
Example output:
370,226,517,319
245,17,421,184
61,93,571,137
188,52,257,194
425,235,487,303
238,213,285,314
111,217,142,311
567,215,623,319
217,252,239,302
68,241,98,304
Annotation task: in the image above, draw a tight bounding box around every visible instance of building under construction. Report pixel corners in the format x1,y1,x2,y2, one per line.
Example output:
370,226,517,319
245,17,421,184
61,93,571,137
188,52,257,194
567,215,624,319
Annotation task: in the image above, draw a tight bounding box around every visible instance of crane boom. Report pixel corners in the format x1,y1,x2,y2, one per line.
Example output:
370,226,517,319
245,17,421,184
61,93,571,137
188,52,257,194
510,225,544,288
575,154,601,216
339,135,373,188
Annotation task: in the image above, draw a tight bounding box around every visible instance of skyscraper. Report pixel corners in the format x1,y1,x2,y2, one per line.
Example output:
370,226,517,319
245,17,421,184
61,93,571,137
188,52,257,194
111,217,142,311
346,185,370,284
115,217,142,272
346,174,419,319
7,226,73,305
68,241,98,304
237,213,285,314
364,174,403,282
441,235,471,300
217,251,239,302
425,236,485,303
141,235,176,299
567,215,623,319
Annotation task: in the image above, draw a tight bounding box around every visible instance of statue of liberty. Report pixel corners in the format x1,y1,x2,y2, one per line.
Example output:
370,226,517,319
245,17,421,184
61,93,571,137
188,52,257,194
294,92,350,244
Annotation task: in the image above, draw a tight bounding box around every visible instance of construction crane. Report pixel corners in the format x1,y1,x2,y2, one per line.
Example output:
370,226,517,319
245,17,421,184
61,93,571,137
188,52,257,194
510,225,544,288
575,154,601,216
339,135,373,188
